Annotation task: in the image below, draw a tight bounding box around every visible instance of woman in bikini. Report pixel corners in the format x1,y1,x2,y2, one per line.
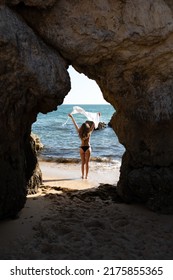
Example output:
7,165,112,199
68,114,95,179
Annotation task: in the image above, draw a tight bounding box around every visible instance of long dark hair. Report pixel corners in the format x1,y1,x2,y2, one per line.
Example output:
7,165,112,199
79,122,90,140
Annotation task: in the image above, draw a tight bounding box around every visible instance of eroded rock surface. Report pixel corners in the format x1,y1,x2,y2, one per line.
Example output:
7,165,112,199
1,0,173,217
0,5,70,218
5,0,56,8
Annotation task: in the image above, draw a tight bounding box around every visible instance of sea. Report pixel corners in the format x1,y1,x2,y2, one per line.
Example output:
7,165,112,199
32,104,125,166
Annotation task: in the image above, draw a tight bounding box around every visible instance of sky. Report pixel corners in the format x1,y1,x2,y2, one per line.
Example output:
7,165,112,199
64,66,109,104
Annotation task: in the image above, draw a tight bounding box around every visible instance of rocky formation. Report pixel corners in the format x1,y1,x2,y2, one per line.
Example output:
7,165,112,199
5,0,57,8
26,133,44,195
86,120,106,130
25,133,42,195
0,5,70,218
1,0,173,217
96,122,107,130
31,133,44,152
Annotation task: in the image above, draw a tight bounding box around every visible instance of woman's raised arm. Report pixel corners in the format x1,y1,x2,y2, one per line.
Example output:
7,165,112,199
68,114,79,133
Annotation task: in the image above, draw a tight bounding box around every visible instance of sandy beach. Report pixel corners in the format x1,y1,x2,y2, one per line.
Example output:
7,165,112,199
0,160,173,260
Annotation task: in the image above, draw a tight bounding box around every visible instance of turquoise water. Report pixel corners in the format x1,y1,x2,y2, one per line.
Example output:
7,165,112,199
32,104,125,163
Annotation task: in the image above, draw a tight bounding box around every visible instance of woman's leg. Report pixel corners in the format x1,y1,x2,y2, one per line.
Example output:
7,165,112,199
80,148,85,178
85,148,91,179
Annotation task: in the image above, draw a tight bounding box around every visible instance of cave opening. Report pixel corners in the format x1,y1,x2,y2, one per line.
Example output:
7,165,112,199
32,66,125,188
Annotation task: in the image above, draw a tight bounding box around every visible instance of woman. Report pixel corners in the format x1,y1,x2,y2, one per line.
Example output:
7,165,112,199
68,114,95,179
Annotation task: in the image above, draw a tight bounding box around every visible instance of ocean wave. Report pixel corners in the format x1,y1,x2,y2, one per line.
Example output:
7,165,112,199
38,155,121,165
39,156,80,164
91,157,120,163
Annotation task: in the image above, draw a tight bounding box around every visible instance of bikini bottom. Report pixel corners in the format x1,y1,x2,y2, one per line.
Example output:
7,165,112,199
80,146,90,152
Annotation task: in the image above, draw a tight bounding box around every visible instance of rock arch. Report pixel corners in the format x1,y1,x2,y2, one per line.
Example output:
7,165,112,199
1,0,173,217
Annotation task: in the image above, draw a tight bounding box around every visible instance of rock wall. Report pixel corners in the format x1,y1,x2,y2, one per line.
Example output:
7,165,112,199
1,0,173,216
0,5,70,218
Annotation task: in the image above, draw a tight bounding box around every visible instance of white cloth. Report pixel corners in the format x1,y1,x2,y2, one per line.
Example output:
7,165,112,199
62,106,100,128
71,106,100,128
